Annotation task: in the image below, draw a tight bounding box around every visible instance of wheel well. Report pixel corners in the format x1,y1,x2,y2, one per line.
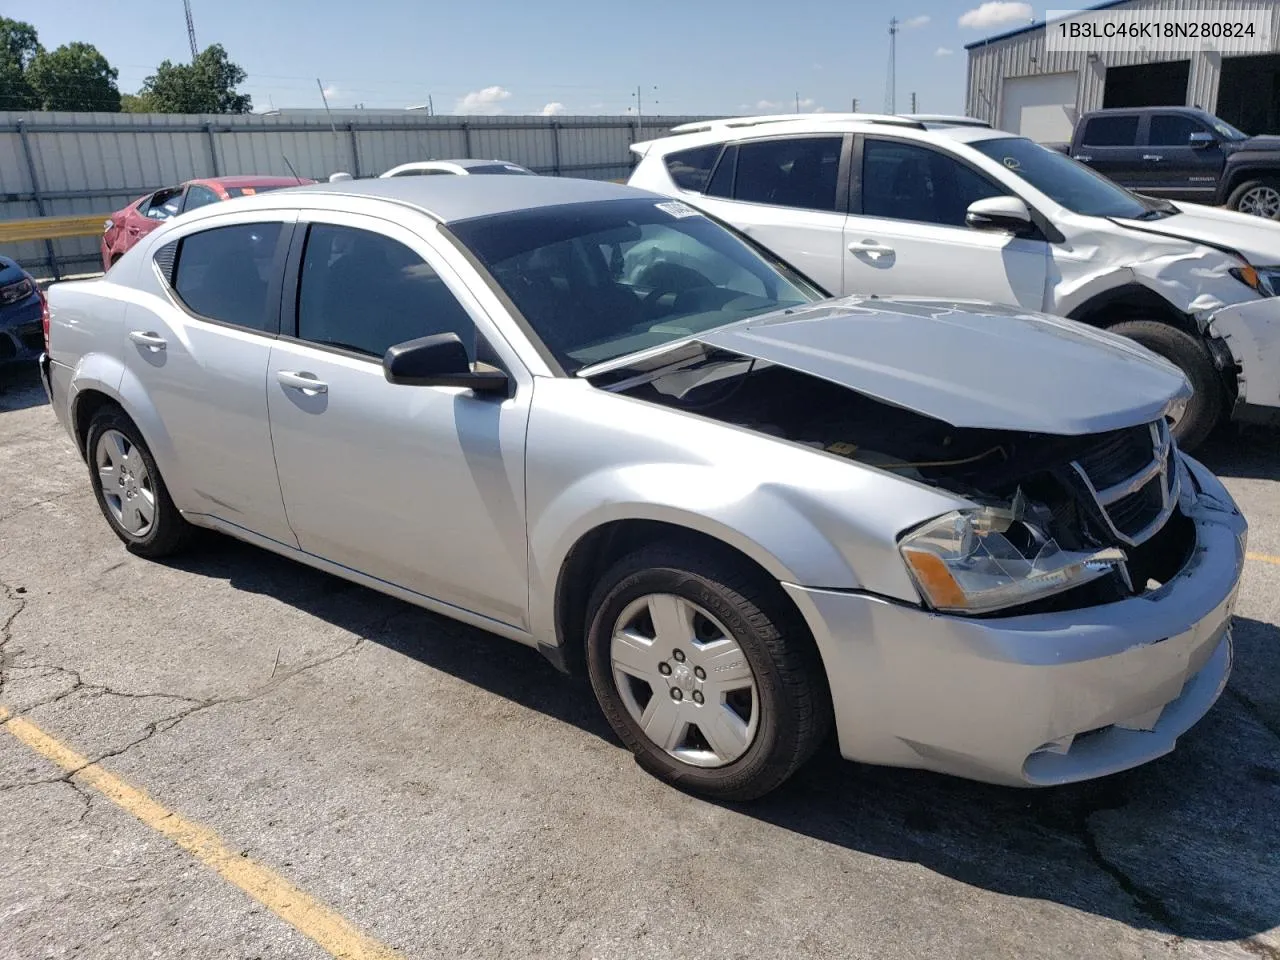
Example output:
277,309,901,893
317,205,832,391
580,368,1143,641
1223,168,1278,199
552,519,803,678
1067,284,1196,336
71,389,121,459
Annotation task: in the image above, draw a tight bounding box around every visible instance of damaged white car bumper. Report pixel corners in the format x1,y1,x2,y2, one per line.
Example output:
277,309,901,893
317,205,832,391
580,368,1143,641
1208,295,1280,422
782,455,1246,787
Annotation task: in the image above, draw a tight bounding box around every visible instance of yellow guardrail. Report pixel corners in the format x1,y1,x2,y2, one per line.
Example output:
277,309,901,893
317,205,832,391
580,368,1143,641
0,214,106,244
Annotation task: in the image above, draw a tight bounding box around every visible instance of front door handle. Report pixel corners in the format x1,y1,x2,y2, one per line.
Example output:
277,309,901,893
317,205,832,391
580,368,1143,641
849,240,895,259
1073,154,1092,162
277,370,328,395
1142,154,1163,161
128,330,166,351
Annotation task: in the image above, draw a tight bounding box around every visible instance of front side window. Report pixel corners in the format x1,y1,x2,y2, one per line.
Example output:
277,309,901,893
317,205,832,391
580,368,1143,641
860,139,1003,227
296,224,477,359
1081,115,1139,146
447,197,821,372
734,137,842,212
172,222,283,330
664,145,722,192
1148,114,1205,145
182,185,220,212
970,137,1157,219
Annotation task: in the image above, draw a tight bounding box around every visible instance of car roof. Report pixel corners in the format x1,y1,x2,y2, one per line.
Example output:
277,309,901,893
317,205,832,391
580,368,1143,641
636,116,1015,155
191,175,314,188
276,175,654,223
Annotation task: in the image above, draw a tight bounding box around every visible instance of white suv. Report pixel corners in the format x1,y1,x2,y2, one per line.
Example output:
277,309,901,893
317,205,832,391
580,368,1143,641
629,113,1280,450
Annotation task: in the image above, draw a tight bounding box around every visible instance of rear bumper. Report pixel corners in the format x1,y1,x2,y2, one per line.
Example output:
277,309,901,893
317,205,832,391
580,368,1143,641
784,454,1246,787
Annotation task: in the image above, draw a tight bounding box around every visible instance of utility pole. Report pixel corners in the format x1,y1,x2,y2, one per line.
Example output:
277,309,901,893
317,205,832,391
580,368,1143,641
885,17,899,113
795,92,800,112
183,0,199,60
317,78,336,133
632,85,657,137
851,97,859,112
911,91,918,112
427,94,434,116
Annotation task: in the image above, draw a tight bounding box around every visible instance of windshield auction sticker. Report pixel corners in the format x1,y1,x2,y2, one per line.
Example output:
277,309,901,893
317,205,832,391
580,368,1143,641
655,200,704,219
1045,7,1271,54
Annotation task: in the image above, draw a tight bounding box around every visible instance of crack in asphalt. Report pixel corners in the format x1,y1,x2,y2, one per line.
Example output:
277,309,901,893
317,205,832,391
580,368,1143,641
1075,799,1181,935
0,576,29,704
0,489,78,527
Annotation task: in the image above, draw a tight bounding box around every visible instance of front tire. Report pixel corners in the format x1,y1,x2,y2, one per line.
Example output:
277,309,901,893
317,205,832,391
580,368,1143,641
585,542,832,801
1227,177,1280,219
86,406,194,557
1106,318,1224,452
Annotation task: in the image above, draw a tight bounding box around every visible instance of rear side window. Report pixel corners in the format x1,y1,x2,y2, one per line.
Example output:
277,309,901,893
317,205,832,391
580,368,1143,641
734,137,843,212
144,187,184,221
172,222,283,331
1081,115,1139,146
664,145,722,192
1148,114,1204,145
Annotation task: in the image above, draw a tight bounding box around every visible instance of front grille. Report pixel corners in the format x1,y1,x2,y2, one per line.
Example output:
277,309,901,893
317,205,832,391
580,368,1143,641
1070,420,1176,547
1073,424,1156,487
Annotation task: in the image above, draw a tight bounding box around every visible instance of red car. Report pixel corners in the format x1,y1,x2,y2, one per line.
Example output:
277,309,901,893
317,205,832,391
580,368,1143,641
100,175,314,271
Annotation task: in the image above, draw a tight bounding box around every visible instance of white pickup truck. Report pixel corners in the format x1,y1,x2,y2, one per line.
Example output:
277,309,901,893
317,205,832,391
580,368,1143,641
629,113,1280,450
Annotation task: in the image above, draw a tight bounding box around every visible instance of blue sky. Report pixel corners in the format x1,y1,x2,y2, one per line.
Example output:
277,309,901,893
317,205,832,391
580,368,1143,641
8,0,1039,116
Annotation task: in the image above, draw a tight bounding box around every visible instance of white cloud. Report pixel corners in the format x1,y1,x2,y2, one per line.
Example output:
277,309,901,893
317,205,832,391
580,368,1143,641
455,86,512,115
935,46,954,56
539,101,566,116
799,97,816,110
903,14,930,28
958,1,1033,29
756,99,780,111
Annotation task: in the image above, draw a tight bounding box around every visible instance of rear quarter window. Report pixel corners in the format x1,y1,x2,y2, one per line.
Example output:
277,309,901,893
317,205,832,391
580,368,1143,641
663,145,723,192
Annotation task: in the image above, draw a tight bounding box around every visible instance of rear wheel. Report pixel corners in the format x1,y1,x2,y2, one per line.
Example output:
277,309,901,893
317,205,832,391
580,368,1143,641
1105,318,1224,451
585,542,832,801
1228,178,1280,219
86,407,194,557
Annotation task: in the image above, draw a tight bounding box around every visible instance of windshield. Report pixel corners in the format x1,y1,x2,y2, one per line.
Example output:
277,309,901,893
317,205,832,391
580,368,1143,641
447,198,822,372
970,137,1163,219
1209,117,1248,140
468,164,534,175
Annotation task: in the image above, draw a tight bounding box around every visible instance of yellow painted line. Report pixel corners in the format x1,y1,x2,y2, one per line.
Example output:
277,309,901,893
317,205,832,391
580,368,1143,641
0,705,404,960
1247,552,1280,567
0,214,108,243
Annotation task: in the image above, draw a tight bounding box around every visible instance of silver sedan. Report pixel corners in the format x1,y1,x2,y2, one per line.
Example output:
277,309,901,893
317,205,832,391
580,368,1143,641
41,176,1246,799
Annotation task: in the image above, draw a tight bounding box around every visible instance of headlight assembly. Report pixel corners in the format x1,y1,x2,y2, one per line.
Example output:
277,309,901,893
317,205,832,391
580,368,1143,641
899,506,1126,615
1230,263,1280,297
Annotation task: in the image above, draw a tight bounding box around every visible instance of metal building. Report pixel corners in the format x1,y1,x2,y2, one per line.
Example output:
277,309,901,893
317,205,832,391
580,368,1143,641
966,0,1280,140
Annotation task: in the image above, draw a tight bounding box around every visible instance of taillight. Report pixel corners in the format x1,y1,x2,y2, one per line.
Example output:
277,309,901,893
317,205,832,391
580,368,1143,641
39,285,50,352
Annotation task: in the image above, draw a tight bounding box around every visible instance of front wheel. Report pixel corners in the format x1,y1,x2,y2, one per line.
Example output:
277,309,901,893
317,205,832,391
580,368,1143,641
1106,319,1224,452
585,542,832,801
1228,177,1280,219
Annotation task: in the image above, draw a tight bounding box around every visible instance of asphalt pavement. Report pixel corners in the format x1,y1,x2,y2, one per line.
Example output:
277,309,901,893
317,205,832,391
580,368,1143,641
1,365,1277,960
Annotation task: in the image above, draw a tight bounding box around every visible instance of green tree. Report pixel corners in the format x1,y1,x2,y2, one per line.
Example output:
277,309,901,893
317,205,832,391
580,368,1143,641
120,92,153,113
28,42,120,111
140,44,251,114
0,17,41,111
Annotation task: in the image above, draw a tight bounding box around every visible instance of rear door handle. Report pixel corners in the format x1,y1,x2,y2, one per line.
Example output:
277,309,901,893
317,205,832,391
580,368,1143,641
849,240,895,259
277,370,328,395
1142,154,1163,161
128,330,166,351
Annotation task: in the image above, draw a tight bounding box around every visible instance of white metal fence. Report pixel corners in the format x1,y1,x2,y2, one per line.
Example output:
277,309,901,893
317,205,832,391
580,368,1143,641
0,110,714,278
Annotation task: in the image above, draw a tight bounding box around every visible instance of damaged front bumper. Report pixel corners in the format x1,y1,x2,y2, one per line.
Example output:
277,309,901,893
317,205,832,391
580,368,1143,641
783,454,1246,787
1206,295,1280,423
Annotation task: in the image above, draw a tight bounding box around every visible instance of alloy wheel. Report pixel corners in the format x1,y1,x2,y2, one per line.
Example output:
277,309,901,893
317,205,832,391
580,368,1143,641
1238,185,1280,219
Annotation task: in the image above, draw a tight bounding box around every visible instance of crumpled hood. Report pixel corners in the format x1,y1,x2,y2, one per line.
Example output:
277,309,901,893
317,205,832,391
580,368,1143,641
1117,203,1280,264
695,296,1190,435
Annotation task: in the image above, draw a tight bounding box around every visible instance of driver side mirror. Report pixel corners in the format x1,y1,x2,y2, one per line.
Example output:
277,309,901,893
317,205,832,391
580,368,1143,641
383,332,510,395
965,196,1035,236
1189,131,1216,149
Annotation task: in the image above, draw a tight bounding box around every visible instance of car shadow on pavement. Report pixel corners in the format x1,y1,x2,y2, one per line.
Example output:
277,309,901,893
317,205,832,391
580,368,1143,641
0,366,47,412
166,535,1280,945
1196,425,1280,480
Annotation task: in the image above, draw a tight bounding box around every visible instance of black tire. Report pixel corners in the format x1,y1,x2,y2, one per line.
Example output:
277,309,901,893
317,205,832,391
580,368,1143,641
585,541,832,801
1226,177,1280,220
1105,318,1224,452
85,406,195,558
